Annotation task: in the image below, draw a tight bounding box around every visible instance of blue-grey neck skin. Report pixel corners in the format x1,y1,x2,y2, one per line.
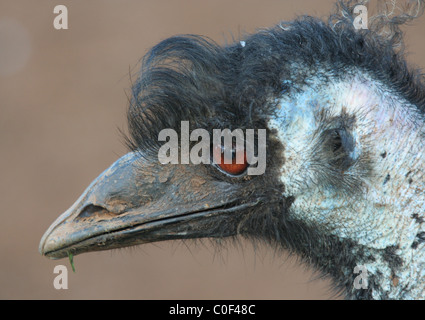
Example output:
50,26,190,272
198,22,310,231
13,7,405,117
268,67,425,299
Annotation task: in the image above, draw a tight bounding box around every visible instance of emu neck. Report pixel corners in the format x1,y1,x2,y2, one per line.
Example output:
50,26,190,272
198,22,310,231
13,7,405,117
278,217,425,299
268,69,425,299
340,238,425,299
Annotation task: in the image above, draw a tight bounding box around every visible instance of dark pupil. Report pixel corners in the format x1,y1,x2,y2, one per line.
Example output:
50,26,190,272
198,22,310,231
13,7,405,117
221,145,236,160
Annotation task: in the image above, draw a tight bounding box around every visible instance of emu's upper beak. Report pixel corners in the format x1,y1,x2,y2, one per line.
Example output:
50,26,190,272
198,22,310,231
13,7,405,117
39,152,256,259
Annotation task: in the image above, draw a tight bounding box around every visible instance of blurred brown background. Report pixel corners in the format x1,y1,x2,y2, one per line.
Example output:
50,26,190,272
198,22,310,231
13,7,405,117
0,0,423,300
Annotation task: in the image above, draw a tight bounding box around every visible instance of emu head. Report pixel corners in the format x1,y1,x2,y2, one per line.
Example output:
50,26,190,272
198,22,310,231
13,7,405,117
40,1,425,299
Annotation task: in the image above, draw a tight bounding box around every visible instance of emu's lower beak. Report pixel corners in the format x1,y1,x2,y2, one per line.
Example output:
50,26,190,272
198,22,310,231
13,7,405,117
39,152,256,259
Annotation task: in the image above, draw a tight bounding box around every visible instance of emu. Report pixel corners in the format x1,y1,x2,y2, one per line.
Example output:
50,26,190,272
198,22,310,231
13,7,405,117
40,0,425,299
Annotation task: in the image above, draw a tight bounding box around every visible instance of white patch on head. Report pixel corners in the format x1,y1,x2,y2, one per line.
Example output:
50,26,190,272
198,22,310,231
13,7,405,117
268,70,425,298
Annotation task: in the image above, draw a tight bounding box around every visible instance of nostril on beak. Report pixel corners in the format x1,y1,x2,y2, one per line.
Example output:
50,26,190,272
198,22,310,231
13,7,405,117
76,204,119,221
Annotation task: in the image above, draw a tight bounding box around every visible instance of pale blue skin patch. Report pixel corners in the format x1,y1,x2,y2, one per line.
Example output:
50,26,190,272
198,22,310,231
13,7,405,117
267,71,425,299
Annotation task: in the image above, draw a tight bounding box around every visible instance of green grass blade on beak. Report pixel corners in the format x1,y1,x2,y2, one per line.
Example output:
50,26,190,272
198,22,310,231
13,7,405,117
68,252,76,273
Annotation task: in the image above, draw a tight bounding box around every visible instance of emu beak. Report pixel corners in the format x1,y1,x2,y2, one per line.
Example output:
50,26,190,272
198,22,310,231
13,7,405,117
40,152,256,259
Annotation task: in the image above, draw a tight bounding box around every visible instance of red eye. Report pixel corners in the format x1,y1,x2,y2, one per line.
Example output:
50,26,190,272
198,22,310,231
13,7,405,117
213,144,248,175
